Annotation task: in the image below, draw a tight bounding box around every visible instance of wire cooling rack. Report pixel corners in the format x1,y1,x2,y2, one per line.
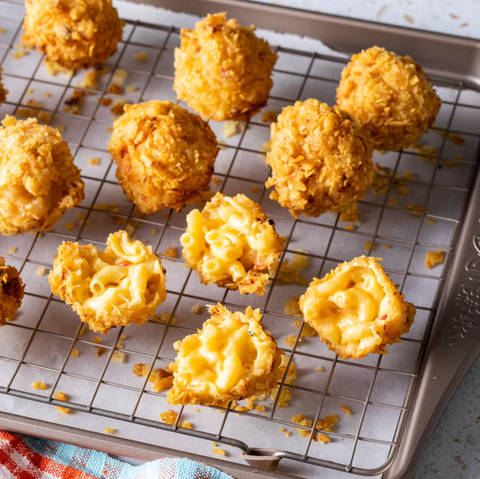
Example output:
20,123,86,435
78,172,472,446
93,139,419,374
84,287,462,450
0,1,479,477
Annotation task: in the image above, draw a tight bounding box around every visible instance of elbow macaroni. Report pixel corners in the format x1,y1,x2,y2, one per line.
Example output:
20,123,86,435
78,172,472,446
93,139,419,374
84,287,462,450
168,303,284,405
49,230,167,334
181,192,285,295
299,256,416,359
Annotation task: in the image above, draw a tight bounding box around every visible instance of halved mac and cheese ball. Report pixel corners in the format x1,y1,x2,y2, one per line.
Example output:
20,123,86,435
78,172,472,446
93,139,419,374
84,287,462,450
49,230,167,334
181,192,285,296
299,256,415,359
174,12,277,121
265,99,374,218
336,46,441,151
0,258,25,326
168,303,284,405
22,0,124,74
0,116,84,236
109,101,219,214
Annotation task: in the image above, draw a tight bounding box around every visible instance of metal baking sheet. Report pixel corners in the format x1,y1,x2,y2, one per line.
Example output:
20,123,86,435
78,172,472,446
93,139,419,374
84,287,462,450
0,1,479,478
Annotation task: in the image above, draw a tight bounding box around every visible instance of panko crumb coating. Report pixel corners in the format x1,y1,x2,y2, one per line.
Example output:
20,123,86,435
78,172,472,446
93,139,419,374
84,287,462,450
109,101,219,214
299,256,416,360
181,192,285,296
174,12,278,122
0,116,84,236
168,303,284,406
336,46,441,151
22,0,124,74
0,257,25,326
49,230,167,334
0,67,7,106
265,99,374,218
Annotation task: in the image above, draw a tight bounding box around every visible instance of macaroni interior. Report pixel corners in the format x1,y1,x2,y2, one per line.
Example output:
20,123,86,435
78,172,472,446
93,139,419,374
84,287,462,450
299,256,415,359
181,192,285,295
168,303,283,405
49,230,167,334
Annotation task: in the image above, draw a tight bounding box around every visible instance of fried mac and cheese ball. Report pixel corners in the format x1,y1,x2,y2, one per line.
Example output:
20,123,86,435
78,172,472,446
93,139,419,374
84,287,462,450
109,101,219,214
49,230,167,334
181,192,285,296
299,256,416,359
0,116,84,236
22,0,124,74
0,258,25,326
266,99,374,218
336,46,441,151
168,303,283,406
174,12,277,121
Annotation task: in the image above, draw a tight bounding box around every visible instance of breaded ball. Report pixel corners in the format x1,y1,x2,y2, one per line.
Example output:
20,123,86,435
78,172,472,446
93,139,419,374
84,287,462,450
0,67,7,106
336,46,441,151
174,12,278,121
22,0,124,74
109,101,219,215
0,258,25,326
49,230,167,334
181,192,285,296
299,256,416,359
168,303,284,406
265,99,374,218
0,116,84,236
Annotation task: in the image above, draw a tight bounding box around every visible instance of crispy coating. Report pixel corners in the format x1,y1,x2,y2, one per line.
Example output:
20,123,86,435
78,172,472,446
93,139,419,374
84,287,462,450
0,257,25,326
168,303,284,406
174,12,277,121
181,192,285,295
0,67,6,106
0,116,84,235
265,99,374,218
22,0,124,74
49,230,167,334
109,101,219,214
299,256,416,359
336,46,441,151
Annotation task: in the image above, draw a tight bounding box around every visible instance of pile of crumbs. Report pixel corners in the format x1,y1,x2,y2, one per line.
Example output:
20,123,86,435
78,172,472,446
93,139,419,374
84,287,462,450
270,355,297,407
275,251,309,284
425,250,445,269
159,409,178,425
279,428,292,437
53,392,71,413
163,245,177,258
133,363,173,392
290,413,339,443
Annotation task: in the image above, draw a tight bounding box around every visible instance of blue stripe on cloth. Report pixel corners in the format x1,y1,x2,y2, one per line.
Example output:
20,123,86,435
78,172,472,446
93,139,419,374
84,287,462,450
18,434,234,479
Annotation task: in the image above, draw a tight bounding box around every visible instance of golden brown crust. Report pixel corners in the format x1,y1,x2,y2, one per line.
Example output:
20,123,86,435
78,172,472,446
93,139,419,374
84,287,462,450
168,303,284,406
336,46,441,151
48,230,167,334
109,101,219,214
22,0,124,74
0,116,84,235
265,99,374,218
0,257,25,326
174,12,277,121
181,192,285,296
299,256,416,359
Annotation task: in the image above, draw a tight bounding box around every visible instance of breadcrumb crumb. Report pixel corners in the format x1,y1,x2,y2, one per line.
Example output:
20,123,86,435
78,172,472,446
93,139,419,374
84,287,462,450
8,247,17,254
95,346,105,357
315,366,324,373
93,336,102,344
190,304,203,315
104,428,115,434
133,52,149,62
425,250,445,269
63,222,74,231
53,392,70,413
250,185,259,193
36,266,46,277
88,158,100,166
212,448,226,456
32,381,47,390
12,50,28,59
364,241,377,251
70,349,80,357
211,441,217,447
285,334,298,347
111,350,126,363
182,421,193,429
284,297,302,318
125,86,137,93
424,217,436,225
163,245,177,258
223,121,244,138
255,405,265,412
340,404,352,415
159,409,178,425
194,408,200,412
346,225,355,231
259,110,277,124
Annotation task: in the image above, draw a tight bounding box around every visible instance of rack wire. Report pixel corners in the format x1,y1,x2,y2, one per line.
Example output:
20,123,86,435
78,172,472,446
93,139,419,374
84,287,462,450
0,1,479,476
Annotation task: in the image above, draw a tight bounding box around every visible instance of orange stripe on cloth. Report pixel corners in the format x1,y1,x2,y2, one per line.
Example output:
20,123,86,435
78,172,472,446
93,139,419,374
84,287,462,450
0,431,97,479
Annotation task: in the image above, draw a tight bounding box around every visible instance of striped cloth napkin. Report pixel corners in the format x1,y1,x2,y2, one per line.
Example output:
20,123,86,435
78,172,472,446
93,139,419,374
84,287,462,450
0,431,234,479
